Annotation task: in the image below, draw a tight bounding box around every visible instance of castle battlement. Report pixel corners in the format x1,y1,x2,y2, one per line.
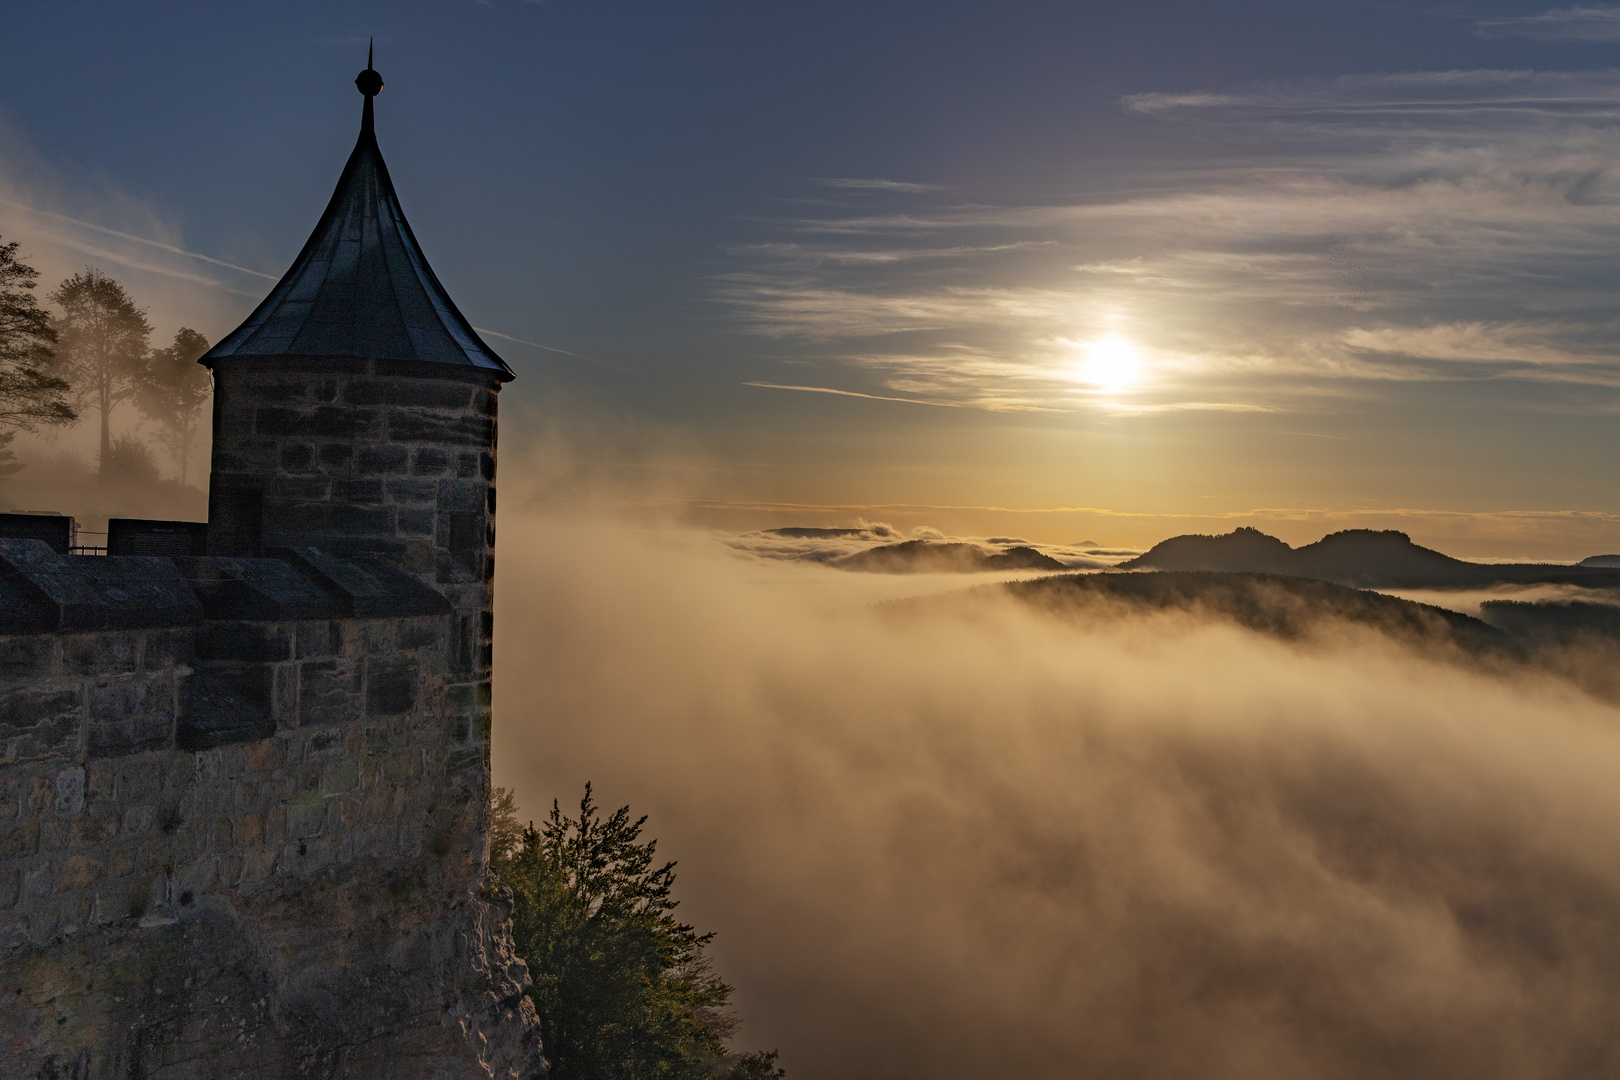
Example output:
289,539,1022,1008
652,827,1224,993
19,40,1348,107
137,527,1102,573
0,52,545,1080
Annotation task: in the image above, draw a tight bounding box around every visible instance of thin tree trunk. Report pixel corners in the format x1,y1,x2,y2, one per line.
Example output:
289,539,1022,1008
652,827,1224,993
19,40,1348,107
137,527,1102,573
98,400,111,478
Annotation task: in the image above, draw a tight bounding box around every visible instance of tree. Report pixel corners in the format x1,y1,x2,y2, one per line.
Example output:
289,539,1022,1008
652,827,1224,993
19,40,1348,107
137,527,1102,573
48,269,151,478
491,785,784,1080
138,327,212,485
0,238,76,475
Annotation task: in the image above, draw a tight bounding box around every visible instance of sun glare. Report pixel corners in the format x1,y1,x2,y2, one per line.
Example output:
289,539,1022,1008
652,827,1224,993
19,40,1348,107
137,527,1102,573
1077,336,1143,391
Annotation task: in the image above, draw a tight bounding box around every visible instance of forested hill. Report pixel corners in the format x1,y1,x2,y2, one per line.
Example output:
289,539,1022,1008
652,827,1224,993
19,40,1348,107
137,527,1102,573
1120,528,1620,589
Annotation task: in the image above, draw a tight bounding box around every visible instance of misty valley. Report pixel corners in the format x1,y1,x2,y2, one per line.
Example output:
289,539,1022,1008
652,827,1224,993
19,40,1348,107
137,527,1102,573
12,6,1620,1076
491,514,1620,1079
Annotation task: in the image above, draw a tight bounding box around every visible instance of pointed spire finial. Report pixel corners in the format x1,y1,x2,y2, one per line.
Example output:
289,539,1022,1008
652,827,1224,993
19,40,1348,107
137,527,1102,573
355,39,384,99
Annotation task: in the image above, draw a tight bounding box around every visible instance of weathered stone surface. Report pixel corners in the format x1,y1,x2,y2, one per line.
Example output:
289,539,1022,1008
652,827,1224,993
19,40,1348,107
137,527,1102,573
1,210,530,1071
0,602,539,1077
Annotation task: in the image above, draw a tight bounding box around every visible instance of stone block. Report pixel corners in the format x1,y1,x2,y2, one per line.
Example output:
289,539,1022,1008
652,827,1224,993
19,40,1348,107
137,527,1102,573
0,636,55,680
298,657,360,726
211,817,235,854
266,501,395,538
235,812,264,846
22,862,51,901
366,657,418,717
87,673,176,758
119,759,161,802
390,411,491,446
242,847,277,882
436,479,487,513
247,378,312,403
267,476,333,502
355,445,409,474
0,820,39,858
347,378,474,410
397,618,441,651
197,622,293,663
321,759,360,796
288,798,325,839
179,662,275,751
255,405,380,440
110,844,136,879
175,857,218,896
306,728,345,757
279,442,317,473
53,765,84,814
397,507,435,537
295,620,338,659
410,447,449,475
317,443,352,469
264,807,287,846
384,478,437,505
64,633,139,676
122,804,154,836
331,478,388,504
246,739,284,774
0,687,80,762
71,810,118,846
356,621,393,655
54,854,103,892
0,866,19,909
273,664,298,727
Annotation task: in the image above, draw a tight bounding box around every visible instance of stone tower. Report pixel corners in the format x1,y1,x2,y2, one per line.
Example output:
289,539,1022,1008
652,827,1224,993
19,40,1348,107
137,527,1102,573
0,54,545,1079
202,51,512,729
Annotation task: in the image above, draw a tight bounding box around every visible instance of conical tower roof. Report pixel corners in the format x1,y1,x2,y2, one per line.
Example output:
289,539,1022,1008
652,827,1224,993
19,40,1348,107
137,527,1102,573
202,52,513,380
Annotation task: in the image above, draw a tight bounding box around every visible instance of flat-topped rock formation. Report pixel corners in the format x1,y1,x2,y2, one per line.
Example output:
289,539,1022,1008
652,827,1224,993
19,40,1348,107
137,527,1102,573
837,540,1066,574
1120,527,1620,589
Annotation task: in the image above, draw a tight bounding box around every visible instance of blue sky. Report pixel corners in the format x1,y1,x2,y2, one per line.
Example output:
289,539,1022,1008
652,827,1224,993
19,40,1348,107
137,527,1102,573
5,1,1620,553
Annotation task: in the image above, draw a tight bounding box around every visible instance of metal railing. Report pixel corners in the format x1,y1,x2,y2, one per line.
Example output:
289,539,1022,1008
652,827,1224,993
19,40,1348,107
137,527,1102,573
70,529,106,556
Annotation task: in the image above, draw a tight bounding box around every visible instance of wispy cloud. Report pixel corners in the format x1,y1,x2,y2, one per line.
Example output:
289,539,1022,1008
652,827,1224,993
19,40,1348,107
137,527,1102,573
820,178,946,192
742,381,963,408
719,68,1620,415
1476,6,1620,41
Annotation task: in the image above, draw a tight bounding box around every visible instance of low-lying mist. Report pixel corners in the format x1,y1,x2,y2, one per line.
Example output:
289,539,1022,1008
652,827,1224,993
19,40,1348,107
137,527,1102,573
492,510,1620,1080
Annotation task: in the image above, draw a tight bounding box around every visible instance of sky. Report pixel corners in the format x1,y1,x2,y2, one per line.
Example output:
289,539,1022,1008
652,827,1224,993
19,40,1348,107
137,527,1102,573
4,1,1620,555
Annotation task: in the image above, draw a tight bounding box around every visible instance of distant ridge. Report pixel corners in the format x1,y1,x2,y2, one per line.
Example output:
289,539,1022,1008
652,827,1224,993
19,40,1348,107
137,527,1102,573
1120,527,1620,589
838,540,1065,574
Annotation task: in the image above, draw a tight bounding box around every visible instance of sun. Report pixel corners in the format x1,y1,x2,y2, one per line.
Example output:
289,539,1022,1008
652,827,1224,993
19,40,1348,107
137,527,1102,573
1076,336,1143,391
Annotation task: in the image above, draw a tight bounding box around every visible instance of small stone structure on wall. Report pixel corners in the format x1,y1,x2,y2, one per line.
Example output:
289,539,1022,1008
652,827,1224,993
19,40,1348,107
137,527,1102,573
0,55,545,1079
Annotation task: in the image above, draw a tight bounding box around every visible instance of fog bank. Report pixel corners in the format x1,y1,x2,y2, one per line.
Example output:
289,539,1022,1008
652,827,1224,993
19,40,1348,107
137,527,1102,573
493,512,1620,1079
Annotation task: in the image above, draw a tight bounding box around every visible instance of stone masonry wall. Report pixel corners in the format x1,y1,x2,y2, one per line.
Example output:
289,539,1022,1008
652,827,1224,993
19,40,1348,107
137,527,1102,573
207,356,500,680
0,543,543,1079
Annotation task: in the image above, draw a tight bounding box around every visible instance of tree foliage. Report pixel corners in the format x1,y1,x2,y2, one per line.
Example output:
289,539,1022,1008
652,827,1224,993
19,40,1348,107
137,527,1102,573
492,785,784,1080
48,269,152,476
0,238,75,434
138,327,212,485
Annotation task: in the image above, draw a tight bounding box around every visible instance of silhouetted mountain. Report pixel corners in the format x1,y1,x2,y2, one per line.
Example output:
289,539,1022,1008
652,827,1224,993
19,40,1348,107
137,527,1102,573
838,540,1065,574
1001,570,1510,654
763,527,878,539
1117,526,1295,573
1120,527,1620,589
1578,554,1620,568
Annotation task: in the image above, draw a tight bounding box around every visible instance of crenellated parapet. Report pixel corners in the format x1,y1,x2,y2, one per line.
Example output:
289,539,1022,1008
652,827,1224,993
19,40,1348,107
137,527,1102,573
0,49,544,1080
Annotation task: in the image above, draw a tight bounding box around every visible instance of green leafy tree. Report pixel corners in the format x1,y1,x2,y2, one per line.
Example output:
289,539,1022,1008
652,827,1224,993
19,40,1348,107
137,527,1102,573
48,269,152,478
492,785,784,1080
0,238,77,476
138,327,211,485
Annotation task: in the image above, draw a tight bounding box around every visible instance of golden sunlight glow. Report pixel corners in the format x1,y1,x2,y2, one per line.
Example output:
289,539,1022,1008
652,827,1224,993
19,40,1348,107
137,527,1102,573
1077,336,1143,391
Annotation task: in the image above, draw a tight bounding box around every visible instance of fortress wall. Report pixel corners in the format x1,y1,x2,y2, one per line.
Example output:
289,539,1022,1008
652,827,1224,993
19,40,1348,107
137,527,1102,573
0,544,541,1080
206,358,501,683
